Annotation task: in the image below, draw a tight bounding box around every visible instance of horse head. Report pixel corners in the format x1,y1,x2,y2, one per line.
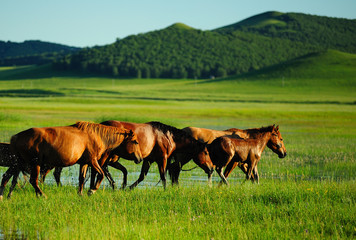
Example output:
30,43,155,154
194,141,215,173
122,130,143,164
267,125,287,158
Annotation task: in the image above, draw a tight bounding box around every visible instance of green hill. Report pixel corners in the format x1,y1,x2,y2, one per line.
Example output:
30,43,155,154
240,49,356,81
52,12,355,79
0,40,80,66
215,11,356,54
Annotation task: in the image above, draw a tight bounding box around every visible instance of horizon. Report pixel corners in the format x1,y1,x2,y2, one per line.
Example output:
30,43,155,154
1,0,355,48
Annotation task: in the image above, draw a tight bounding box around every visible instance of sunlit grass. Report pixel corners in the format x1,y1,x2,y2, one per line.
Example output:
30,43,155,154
0,66,355,239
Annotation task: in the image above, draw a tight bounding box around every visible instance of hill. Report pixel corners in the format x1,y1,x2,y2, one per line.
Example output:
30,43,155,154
0,40,80,66
216,12,356,54
52,12,355,79
238,49,356,81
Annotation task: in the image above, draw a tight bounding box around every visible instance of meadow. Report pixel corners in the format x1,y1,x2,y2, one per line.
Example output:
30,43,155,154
0,61,355,239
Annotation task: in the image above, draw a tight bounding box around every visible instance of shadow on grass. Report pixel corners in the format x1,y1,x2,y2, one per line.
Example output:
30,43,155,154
0,89,65,97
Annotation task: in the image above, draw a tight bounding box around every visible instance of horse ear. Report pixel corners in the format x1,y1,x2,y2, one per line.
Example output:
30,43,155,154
276,125,279,131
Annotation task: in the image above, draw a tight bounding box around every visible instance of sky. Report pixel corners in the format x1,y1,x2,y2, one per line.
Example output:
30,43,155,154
1,0,355,48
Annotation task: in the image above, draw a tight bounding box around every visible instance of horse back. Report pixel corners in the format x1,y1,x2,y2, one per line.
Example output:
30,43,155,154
182,127,222,144
11,126,90,166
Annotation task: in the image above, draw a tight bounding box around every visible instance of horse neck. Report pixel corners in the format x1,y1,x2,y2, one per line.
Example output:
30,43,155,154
255,131,272,153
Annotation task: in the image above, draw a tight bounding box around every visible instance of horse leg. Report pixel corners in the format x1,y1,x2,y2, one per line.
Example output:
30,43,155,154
216,167,229,185
252,165,259,184
129,159,151,189
29,165,45,198
157,157,168,189
168,161,181,185
40,168,51,184
169,154,190,185
89,159,105,195
7,170,20,199
101,165,115,190
53,167,62,186
109,161,128,189
78,164,89,196
245,160,257,183
0,167,17,200
221,161,238,186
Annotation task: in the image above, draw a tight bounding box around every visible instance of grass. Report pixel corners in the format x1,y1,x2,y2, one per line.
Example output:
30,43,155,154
0,58,355,239
0,180,355,239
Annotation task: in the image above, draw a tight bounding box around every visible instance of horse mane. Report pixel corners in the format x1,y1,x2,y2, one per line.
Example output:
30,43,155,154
226,125,275,137
73,121,128,146
147,121,201,144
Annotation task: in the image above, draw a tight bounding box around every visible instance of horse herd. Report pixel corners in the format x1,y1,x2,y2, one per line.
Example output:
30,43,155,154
0,120,287,200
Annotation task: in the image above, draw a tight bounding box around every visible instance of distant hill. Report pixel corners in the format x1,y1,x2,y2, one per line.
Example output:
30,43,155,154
2,12,355,78
0,40,80,66
215,11,356,54
237,49,356,81
52,11,355,79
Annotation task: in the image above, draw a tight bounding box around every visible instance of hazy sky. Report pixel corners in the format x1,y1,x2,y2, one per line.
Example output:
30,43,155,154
1,0,355,47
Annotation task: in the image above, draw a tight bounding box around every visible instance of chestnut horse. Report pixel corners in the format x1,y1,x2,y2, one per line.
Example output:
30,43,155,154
90,121,213,189
208,125,287,185
2,121,142,198
170,126,264,184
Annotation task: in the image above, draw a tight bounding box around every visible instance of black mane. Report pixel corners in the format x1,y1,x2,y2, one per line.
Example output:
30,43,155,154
147,121,200,144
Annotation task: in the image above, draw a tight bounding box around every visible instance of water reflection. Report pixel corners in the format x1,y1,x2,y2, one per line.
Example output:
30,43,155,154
0,228,27,240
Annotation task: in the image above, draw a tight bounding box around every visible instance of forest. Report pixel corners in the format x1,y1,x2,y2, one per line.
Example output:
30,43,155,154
2,12,356,79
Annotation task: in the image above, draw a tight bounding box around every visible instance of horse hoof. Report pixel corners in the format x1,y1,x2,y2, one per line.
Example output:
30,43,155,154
88,190,96,196
0,195,3,201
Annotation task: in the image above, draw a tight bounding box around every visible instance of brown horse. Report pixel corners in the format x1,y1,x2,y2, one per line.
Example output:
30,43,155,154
170,126,263,184
2,121,142,198
91,121,213,189
208,125,287,185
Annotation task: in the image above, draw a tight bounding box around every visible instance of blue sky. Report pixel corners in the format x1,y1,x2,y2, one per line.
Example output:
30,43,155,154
1,0,355,47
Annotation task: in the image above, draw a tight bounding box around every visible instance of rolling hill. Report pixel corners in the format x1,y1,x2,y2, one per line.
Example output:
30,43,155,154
0,40,80,66
1,11,355,79
52,11,355,78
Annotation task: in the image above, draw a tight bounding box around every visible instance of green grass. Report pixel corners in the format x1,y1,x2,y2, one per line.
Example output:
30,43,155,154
0,60,355,239
0,181,354,239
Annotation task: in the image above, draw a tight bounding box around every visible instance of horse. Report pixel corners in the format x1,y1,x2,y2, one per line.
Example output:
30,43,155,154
89,121,213,189
1,121,142,198
208,125,287,185
169,126,262,184
0,142,52,199
0,143,25,200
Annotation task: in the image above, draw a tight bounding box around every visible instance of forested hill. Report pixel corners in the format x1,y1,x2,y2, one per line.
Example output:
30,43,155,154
0,40,80,66
52,12,355,79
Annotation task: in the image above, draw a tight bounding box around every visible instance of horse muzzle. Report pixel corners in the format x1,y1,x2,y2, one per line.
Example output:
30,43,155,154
134,153,143,164
278,151,287,158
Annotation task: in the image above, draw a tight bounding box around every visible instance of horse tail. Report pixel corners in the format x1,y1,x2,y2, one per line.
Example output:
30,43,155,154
155,179,161,186
181,166,198,172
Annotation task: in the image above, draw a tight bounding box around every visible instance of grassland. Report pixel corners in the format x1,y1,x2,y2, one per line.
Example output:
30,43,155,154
0,51,355,239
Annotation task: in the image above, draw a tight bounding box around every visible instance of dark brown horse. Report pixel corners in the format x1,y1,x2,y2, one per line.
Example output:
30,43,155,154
208,125,287,185
0,143,65,199
0,143,25,200
91,121,213,189
1,121,142,198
